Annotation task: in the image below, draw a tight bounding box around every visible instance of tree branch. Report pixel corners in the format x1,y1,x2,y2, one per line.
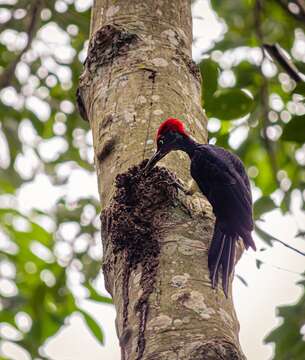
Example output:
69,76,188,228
0,0,42,90
275,0,305,23
273,235,305,256
256,224,305,257
263,43,304,83
296,0,305,14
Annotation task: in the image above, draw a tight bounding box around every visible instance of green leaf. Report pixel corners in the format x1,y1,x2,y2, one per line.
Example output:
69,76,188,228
293,82,305,96
199,58,219,104
79,310,104,344
205,89,253,120
235,274,248,287
29,222,53,247
282,115,305,143
255,259,263,269
253,196,276,219
296,230,305,238
0,168,23,194
0,310,16,324
86,282,113,304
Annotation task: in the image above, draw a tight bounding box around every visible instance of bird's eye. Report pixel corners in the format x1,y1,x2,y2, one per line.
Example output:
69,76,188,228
158,139,164,146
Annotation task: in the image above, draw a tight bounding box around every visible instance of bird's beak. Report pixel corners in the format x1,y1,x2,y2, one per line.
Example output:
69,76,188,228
143,149,167,175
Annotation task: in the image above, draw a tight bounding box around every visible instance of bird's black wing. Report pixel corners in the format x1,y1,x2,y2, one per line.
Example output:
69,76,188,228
210,145,252,199
191,145,253,233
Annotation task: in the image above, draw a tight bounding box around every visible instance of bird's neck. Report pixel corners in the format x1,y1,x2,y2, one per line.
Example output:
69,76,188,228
179,135,199,158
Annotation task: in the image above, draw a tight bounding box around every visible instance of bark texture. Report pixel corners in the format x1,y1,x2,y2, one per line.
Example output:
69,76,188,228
78,1,246,359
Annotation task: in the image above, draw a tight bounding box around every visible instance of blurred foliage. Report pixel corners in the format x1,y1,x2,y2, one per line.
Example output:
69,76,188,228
0,0,304,359
0,0,110,358
265,277,305,360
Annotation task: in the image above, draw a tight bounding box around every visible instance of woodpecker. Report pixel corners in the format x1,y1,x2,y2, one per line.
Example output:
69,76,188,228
144,118,256,297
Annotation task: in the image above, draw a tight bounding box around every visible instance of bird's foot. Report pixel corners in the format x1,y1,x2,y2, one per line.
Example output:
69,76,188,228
174,179,198,196
173,180,189,194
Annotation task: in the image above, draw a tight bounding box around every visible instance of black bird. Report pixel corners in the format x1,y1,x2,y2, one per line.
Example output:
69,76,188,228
144,118,256,297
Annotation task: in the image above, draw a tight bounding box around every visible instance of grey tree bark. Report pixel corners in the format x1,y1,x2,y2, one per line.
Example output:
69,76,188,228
77,1,246,359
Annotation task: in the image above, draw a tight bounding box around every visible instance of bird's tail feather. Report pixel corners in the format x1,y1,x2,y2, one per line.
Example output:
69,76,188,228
208,224,224,288
208,223,236,297
240,230,256,251
221,236,236,297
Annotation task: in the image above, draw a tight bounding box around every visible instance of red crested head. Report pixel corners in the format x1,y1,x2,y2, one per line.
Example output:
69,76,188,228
144,118,190,174
157,118,187,140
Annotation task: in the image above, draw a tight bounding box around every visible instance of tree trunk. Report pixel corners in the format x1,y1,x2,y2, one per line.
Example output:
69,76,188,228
77,1,246,359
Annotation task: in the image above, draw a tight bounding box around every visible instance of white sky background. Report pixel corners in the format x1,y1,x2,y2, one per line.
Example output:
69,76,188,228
1,0,305,359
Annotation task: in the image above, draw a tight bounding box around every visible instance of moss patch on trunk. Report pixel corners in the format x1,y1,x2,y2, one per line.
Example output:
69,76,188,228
102,160,180,359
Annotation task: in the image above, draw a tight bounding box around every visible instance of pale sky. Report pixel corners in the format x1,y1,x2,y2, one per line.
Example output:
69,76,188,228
1,1,305,360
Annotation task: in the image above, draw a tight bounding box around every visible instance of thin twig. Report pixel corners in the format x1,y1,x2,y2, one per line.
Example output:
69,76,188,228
296,0,305,14
272,236,305,256
263,43,304,83
275,0,305,23
255,223,305,256
246,253,304,275
0,0,42,90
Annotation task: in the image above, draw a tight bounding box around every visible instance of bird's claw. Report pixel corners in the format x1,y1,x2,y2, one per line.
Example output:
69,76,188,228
174,181,192,195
